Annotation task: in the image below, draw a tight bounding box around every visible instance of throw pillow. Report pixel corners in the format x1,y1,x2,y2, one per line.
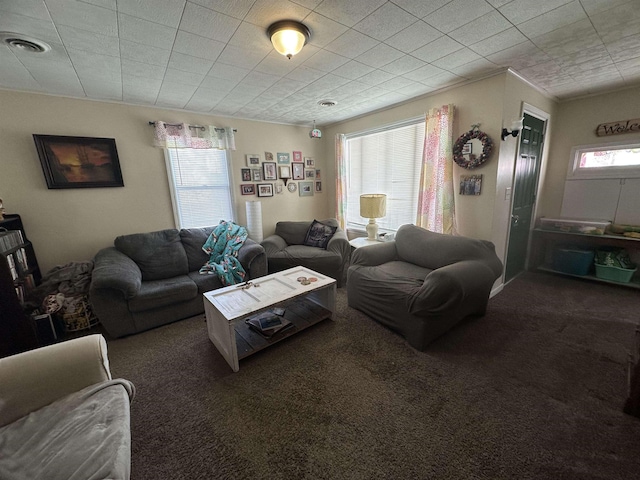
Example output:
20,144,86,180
303,220,337,249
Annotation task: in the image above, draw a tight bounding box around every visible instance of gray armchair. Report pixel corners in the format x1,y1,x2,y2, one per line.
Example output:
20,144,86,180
347,224,503,350
261,219,350,287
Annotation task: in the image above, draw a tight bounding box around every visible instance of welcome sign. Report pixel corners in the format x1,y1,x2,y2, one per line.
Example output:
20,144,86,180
596,118,640,136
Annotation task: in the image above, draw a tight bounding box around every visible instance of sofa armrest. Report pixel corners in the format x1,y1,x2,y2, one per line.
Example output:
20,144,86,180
238,238,268,279
91,247,142,299
409,260,499,315
261,234,288,255
0,334,111,428
350,241,398,267
326,229,350,256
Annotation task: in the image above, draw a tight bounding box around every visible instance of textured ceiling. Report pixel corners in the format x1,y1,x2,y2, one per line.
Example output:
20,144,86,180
1,0,639,126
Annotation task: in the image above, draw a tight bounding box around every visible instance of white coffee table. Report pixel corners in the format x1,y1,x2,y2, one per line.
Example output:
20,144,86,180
203,266,336,372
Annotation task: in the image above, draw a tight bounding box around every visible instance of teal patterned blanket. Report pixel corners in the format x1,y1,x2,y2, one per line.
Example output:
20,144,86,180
199,221,247,285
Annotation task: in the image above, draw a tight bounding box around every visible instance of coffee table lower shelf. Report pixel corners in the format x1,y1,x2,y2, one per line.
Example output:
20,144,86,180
234,297,331,360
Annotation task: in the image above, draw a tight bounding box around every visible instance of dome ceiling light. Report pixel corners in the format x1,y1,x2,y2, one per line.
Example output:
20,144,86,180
267,20,310,59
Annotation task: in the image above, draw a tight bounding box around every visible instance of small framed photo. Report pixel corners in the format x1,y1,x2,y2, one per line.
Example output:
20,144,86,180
292,162,304,180
462,142,472,155
459,174,483,195
240,184,255,195
299,181,313,197
315,169,321,179
279,165,291,180
305,169,315,179
277,152,290,164
315,181,322,193
241,168,251,181
304,157,315,167
246,154,260,167
257,183,274,197
251,169,261,181
264,151,274,162
293,151,302,162
263,162,277,180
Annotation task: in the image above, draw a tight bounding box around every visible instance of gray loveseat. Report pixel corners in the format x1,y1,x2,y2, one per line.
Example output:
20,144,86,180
261,219,351,287
347,224,503,350
90,226,267,338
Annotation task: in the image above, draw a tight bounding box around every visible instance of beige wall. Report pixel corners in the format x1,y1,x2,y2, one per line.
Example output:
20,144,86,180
0,90,329,273
538,84,640,219
324,74,507,242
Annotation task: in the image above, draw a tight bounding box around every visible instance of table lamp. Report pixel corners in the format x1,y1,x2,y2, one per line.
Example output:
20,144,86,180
360,194,387,240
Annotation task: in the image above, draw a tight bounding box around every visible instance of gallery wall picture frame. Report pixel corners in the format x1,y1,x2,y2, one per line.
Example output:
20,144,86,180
299,181,314,197
257,183,274,197
264,151,274,162
240,184,255,195
304,157,315,167
315,169,321,179
33,134,124,189
246,154,261,167
241,168,251,181
251,169,262,181
279,165,291,181
315,181,322,193
263,162,277,180
459,174,483,195
292,151,302,162
277,152,290,164
292,162,304,180
305,169,315,179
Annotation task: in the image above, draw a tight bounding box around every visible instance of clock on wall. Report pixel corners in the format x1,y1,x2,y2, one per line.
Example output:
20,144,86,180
287,182,297,192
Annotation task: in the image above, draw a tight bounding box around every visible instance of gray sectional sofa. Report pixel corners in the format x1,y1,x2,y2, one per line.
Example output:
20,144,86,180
90,226,267,338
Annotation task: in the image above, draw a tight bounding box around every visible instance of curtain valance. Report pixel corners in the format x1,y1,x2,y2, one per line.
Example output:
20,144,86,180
151,121,236,150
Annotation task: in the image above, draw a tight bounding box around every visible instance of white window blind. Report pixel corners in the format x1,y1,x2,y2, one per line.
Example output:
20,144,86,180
165,148,234,229
346,119,424,232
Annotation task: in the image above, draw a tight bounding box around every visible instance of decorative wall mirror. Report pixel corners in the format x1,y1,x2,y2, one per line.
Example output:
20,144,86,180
453,125,493,169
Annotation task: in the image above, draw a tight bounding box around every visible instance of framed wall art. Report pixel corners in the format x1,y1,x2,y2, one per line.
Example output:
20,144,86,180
304,157,315,167
277,152,290,164
240,184,255,195
251,169,262,181
459,174,483,195
263,162,277,180
305,169,315,179
257,183,274,197
241,168,251,181
299,181,314,197
246,154,261,167
292,162,304,180
33,134,124,189
264,151,274,162
293,151,302,162
315,181,322,193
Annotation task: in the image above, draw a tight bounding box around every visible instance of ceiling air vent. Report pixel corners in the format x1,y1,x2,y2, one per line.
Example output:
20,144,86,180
0,33,51,53
317,99,337,107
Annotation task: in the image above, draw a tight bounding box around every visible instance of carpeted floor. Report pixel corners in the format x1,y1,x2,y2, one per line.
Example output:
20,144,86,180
107,272,640,480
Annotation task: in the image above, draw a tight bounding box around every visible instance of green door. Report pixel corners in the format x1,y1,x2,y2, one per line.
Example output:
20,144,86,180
505,113,546,282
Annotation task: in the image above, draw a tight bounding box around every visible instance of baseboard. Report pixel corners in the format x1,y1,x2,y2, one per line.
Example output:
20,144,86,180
490,283,504,298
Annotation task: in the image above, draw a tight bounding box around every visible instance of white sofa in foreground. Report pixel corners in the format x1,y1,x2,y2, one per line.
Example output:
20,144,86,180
0,334,135,480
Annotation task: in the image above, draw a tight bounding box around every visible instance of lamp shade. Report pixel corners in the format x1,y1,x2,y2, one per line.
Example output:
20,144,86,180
360,194,386,219
268,21,310,59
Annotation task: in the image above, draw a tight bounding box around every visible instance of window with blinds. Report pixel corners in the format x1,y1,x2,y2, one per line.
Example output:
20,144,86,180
165,148,235,229
346,119,425,233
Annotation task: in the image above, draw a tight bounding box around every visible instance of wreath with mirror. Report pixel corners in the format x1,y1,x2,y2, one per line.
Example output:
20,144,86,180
453,125,493,170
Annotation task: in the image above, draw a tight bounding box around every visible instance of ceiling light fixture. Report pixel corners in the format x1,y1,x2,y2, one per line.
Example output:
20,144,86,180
0,32,51,53
267,20,310,59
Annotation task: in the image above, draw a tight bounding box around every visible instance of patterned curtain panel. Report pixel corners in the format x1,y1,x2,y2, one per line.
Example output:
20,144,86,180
416,104,455,234
335,134,348,230
152,122,235,150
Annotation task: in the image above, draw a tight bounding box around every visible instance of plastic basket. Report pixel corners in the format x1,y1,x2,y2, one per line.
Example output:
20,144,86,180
552,246,594,276
62,295,100,332
594,263,637,283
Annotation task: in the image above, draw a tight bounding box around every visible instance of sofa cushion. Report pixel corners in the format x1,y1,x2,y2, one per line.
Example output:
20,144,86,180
127,275,197,312
180,226,215,272
303,219,337,249
188,271,223,295
275,219,340,246
115,229,189,281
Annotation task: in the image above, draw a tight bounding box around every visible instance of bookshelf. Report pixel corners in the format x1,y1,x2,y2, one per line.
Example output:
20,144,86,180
0,214,41,357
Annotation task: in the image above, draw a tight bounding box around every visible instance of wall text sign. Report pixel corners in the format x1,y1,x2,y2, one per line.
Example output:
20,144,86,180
596,118,640,136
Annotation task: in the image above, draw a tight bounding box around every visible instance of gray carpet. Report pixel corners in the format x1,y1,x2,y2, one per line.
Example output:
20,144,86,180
106,272,640,480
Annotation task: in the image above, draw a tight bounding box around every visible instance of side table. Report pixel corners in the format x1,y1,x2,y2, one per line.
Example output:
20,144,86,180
349,237,381,249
